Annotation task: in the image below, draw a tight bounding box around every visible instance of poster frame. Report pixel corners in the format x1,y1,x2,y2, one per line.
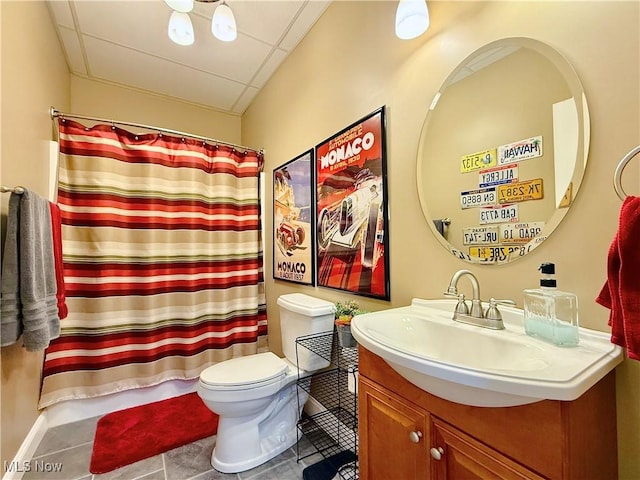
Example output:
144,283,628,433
314,106,390,300
272,149,316,286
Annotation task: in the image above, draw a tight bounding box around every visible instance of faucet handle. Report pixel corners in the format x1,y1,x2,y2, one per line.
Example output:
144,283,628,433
484,298,516,321
452,294,469,316
489,298,516,307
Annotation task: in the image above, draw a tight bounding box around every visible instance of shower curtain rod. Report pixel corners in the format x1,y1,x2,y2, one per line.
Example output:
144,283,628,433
50,107,263,154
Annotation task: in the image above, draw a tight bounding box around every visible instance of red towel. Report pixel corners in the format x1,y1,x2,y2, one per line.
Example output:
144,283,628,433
49,202,68,320
596,196,640,360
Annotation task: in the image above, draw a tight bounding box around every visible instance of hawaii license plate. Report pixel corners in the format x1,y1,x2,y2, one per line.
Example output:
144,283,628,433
478,204,518,224
497,178,544,204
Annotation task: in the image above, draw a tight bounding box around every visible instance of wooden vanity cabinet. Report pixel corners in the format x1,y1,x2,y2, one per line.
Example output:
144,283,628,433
359,377,429,479
358,347,618,480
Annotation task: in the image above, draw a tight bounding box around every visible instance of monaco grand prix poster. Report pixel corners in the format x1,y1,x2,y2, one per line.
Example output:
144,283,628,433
273,149,315,285
315,107,390,300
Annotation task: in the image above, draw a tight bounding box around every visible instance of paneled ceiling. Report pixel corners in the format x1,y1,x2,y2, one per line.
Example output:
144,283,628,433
47,1,331,115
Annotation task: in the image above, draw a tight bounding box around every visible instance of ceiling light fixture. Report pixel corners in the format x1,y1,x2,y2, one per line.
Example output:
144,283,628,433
164,0,237,45
168,11,195,46
395,0,430,40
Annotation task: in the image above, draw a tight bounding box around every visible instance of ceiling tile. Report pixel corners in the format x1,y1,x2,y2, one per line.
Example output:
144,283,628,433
58,26,87,75
46,0,332,113
251,48,288,88
280,0,330,51
73,0,272,84
47,0,74,29
73,1,168,47
230,1,303,45
83,36,245,111
232,86,260,114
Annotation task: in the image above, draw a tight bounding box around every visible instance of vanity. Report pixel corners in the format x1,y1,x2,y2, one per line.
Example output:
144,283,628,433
352,298,623,480
358,346,617,480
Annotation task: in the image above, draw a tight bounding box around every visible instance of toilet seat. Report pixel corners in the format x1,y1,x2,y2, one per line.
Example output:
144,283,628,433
200,352,289,391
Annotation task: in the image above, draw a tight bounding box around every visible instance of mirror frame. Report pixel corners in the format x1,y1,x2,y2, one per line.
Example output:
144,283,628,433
417,37,590,264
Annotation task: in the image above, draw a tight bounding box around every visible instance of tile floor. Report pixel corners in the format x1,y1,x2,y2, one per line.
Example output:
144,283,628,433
22,416,325,480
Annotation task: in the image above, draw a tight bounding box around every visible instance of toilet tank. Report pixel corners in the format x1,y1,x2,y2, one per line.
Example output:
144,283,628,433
277,293,335,371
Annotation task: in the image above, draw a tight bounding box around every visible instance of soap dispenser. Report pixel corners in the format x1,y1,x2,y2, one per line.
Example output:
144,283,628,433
523,262,579,346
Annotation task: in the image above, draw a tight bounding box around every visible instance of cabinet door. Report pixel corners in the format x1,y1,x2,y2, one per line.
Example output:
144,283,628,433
431,417,545,480
359,376,429,480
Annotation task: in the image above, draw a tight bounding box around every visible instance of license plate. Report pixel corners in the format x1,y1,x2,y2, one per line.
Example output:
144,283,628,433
478,164,518,188
498,136,543,165
499,222,545,244
460,149,497,173
497,178,544,204
468,245,520,261
479,204,518,224
460,187,496,209
462,226,499,245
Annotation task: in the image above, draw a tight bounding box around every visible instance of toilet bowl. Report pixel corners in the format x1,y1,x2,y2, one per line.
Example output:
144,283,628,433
197,352,307,473
197,293,335,473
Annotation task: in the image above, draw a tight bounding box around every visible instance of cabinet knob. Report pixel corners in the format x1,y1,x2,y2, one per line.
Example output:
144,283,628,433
430,447,444,460
409,431,423,443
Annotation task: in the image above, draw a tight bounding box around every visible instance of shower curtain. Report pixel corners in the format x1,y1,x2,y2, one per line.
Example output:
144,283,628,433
39,119,266,408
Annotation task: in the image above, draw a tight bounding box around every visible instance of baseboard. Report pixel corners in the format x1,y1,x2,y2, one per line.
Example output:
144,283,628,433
45,379,198,428
2,414,48,480
304,395,327,417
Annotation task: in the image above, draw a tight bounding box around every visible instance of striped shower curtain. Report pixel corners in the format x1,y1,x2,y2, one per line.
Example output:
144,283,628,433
39,119,266,408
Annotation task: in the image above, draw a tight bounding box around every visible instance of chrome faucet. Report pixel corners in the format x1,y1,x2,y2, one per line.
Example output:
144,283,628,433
444,270,514,330
444,269,483,318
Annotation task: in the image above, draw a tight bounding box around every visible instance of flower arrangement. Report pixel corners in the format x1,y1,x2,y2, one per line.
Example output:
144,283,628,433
334,300,366,326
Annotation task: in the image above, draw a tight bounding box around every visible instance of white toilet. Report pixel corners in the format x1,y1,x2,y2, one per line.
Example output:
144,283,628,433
197,293,335,473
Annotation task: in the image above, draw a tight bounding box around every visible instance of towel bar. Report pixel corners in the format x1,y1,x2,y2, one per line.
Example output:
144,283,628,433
0,185,25,194
614,145,640,200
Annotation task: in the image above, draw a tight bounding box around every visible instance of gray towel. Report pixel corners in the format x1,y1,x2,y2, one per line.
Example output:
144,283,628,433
1,193,23,345
19,190,60,351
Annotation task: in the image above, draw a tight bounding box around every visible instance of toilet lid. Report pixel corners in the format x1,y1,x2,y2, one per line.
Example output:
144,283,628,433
200,352,288,388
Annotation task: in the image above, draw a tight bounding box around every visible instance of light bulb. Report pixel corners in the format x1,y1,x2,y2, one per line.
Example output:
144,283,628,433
212,2,237,42
395,0,429,40
168,11,194,46
164,0,193,13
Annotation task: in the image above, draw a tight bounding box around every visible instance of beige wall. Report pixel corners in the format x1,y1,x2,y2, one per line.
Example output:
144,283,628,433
68,76,241,143
242,1,639,478
0,0,70,464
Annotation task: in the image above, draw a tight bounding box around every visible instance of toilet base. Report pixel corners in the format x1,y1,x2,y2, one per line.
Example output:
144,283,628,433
209,383,305,473
211,434,295,474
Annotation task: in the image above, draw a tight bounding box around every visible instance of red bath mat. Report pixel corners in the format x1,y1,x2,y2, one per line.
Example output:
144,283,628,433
90,392,218,474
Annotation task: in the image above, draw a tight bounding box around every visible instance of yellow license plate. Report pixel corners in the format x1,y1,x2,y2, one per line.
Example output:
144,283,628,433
469,245,521,261
460,149,497,173
497,178,543,203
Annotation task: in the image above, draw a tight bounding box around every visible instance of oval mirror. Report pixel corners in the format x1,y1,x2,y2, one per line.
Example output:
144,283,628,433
417,37,590,264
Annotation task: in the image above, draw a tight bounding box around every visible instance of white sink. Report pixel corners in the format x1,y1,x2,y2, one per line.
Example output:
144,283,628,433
350,298,623,407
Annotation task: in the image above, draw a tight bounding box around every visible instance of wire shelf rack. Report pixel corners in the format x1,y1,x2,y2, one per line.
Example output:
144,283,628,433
295,330,359,480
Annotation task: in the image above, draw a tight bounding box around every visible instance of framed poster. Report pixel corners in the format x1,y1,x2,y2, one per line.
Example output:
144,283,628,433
315,106,390,300
273,149,315,285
